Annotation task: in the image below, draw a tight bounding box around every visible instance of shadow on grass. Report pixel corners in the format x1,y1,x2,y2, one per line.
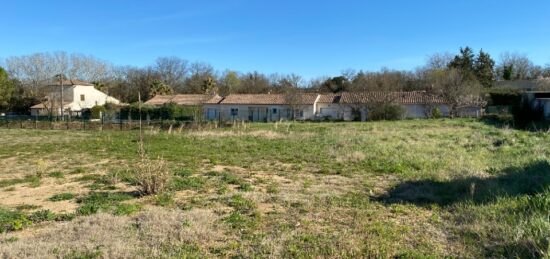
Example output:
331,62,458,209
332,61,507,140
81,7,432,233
377,160,550,206
480,116,550,132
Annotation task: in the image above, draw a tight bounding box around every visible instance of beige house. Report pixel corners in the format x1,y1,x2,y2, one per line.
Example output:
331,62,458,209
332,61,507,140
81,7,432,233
30,80,120,116
203,94,319,121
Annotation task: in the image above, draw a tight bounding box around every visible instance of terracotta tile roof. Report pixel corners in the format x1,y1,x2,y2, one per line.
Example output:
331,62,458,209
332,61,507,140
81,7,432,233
144,94,218,106
219,93,318,105
204,95,224,104
171,94,215,105
340,91,447,104
49,80,94,86
317,93,341,103
144,95,174,105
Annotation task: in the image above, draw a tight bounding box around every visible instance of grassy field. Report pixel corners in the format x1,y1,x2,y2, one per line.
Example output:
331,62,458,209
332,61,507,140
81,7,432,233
0,119,548,258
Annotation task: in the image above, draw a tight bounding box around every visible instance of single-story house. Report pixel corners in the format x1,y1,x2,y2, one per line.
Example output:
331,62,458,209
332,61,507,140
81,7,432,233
203,93,319,121
31,80,120,116
141,91,485,122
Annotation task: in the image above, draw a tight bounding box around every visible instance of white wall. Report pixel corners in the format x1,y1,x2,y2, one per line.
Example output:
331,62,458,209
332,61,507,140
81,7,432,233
204,104,315,121
69,85,120,111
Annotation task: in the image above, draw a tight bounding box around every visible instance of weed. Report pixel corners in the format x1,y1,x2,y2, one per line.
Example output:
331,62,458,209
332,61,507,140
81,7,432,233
15,204,41,211
170,176,205,191
48,171,65,179
0,207,32,233
155,192,175,207
48,193,75,202
77,192,135,215
238,182,253,192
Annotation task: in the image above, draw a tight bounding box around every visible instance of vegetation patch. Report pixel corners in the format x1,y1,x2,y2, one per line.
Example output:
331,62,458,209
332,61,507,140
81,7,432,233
77,192,138,216
48,193,75,202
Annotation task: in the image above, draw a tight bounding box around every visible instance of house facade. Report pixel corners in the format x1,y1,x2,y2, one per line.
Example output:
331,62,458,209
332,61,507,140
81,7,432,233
30,80,120,116
203,94,319,121
142,91,485,122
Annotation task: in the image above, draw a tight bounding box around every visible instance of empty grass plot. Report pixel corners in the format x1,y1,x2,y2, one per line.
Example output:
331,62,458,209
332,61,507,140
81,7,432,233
0,119,549,258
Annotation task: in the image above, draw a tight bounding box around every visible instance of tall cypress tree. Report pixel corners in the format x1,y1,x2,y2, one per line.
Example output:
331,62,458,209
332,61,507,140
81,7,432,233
449,47,476,80
474,49,495,88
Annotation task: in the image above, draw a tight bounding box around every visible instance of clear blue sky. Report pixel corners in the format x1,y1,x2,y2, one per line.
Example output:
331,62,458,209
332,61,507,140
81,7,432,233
1,0,549,78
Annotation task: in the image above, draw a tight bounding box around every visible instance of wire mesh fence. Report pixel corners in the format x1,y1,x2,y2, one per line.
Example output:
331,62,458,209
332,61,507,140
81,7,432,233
0,115,207,131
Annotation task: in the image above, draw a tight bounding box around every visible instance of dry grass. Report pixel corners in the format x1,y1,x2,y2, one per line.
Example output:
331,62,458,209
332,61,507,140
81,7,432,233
0,120,548,257
0,208,227,258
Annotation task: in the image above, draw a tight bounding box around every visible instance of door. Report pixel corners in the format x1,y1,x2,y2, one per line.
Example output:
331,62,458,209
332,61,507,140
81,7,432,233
207,108,218,120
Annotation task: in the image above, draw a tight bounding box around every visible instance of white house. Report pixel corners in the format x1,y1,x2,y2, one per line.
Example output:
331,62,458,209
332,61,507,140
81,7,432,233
30,80,120,116
146,92,484,122
203,94,319,121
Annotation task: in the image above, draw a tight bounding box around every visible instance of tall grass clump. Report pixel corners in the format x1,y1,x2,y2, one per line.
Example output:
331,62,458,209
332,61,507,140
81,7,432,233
134,142,172,195
134,100,172,196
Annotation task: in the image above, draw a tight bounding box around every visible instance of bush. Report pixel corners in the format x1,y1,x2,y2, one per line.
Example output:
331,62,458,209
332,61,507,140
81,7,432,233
368,103,405,121
91,105,106,119
431,107,442,119
120,103,197,121
134,148,172,195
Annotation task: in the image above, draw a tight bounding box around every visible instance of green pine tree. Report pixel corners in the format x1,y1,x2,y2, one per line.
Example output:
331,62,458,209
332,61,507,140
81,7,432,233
474,49,495,88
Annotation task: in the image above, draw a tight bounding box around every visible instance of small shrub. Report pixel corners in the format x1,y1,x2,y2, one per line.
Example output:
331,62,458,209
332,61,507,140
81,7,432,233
134,146,172,195
48,193,75,202
432,107,442,119
91,105,106,119
368,104,405,121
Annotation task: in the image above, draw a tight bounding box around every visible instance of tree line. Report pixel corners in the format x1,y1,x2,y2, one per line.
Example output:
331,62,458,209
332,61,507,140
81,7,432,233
0,48,549,113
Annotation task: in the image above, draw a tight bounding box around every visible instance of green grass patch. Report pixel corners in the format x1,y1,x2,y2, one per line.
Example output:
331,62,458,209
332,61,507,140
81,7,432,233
76,192,137,215
48,171,65,179
48,193,75,202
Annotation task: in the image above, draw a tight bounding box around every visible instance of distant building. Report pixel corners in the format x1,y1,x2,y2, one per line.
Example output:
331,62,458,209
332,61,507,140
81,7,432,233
146,92,485,122
30,80,120,116
493,78,550,91
145,94,216,106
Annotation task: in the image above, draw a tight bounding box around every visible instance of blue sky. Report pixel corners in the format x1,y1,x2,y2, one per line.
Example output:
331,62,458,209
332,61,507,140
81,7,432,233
1,0,549,78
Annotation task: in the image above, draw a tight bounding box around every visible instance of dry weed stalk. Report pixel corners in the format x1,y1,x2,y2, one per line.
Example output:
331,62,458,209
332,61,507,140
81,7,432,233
135,134,171,196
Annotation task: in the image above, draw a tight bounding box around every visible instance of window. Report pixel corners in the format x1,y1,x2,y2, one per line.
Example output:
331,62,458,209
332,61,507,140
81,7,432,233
230,108,238,116
272,108,277,114
80,94,85,101
295,109,304,118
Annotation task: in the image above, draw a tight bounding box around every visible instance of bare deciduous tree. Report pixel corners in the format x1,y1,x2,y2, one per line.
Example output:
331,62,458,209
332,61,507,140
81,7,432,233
155,56,189,92
427,68,482,117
